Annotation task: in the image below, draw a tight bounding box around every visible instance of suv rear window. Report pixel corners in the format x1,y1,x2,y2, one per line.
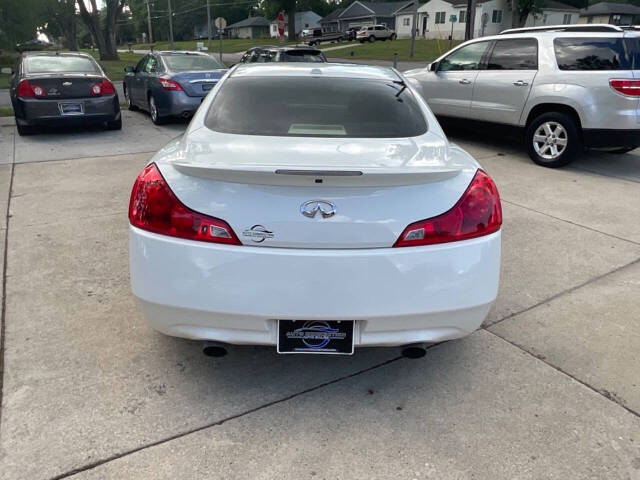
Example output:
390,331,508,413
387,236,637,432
205,77,427,138
554,38,632,70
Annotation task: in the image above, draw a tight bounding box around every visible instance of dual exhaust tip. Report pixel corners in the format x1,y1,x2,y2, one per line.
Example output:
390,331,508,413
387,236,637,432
202,342,428,359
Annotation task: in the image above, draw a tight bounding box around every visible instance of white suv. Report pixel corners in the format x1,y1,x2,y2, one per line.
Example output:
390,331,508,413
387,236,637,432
357,25,396,42
405,25,640,167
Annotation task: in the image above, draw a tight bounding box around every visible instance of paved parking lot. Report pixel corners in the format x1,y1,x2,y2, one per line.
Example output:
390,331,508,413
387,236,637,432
0,110,639,479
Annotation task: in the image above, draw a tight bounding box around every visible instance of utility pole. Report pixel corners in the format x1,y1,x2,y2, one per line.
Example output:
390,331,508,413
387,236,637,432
409,0,418,58
145,0,154,44
168,0,174,49
206,0,212,51
465,0,475,40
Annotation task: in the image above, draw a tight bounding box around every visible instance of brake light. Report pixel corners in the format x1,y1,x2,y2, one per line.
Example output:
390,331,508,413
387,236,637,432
393,169,502,247
17,80,46,98
609,79,640,97
90,78,115,96
159,78,182,91
129,163,241,245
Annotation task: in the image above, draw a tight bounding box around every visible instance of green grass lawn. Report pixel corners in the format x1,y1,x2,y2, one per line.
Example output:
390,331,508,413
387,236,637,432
327,39,462,63
127,38,297,53
0,74,10,88
83,50,144,82
0,107,14,117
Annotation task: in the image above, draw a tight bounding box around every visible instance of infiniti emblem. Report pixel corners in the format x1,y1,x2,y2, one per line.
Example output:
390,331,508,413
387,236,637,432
300,200,336,219
62,81,72,86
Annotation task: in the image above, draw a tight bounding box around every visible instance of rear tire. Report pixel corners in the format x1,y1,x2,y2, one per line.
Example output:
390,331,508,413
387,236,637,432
106,116,122,130
16,123,35,136
525,112,581,168
368,35,375,43
149,95,165,125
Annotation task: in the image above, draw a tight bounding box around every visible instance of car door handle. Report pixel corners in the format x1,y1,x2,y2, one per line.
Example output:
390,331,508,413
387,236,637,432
459,79,472,85
513,80,529,87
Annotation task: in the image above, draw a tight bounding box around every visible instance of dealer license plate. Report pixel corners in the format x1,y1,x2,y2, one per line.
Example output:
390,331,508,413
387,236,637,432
277,320,354,355
58,103,84,115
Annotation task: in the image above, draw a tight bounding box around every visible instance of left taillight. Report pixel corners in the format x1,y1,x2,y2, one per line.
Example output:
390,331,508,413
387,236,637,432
90,78,116,96
17,80,46,98
128,163,241,245
609,79,640,97
393,169,502,247
159,77,182,91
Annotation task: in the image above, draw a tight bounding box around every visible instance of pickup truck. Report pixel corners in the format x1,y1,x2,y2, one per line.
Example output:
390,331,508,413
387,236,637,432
303,28,345,46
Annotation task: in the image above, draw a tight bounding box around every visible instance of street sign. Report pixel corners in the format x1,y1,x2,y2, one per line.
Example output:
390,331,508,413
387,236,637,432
277,12,286,37
215,17,227,30
450,14,457,22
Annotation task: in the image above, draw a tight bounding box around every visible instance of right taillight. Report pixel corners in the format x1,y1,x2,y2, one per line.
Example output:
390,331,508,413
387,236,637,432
609,79,640,97
17,80,46,98
129,163,241,245
394,169,502,247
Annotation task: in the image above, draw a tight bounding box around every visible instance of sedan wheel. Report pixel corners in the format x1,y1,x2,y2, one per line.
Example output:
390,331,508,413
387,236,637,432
126,89,138,111
149,95,165,125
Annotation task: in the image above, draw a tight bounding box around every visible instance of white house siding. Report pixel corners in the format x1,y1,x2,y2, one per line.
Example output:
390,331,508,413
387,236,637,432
396,13,414,37
526,10,577,27
417,0,468,39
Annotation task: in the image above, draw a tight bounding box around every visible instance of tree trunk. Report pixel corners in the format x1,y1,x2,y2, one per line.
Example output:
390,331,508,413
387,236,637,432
511,0,519,27
518,10,529,27
76,0,123,61
287,0,296,41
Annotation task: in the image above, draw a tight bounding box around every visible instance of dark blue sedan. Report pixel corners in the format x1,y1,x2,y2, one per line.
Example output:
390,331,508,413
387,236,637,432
123,51,227,124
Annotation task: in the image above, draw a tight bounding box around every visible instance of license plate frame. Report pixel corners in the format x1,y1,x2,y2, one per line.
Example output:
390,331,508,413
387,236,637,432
277,320,355,355
58,102,84,116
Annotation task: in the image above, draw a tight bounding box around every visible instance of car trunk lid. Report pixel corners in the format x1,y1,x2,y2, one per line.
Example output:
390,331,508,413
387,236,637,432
155,130,477,249
25,74,105,99
171,70,226,97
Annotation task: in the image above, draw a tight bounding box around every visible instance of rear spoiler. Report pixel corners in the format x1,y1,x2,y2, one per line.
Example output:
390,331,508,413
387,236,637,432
170,161,461,187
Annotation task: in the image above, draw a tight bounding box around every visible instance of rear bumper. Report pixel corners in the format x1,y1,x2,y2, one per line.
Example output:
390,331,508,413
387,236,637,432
130,226,501,347
157,91,206,117
14,95,120,126
583,129,640,148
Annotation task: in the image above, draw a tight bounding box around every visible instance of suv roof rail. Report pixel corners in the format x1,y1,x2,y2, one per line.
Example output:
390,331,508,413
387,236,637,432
500,24,624,35
620,25,640,30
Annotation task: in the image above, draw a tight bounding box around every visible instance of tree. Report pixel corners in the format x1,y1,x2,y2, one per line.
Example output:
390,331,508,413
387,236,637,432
511,0,545,28
44,0,79,50
0,0,45,49
264,0,296,40
76,0,126,60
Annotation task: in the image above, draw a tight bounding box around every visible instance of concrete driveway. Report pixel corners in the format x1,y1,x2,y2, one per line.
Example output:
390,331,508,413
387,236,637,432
0,111,639,480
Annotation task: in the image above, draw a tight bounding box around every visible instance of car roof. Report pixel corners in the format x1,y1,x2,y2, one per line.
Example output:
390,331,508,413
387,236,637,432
156,50,211,56
249,45,321,52
230,63,400,81
21,51,95,58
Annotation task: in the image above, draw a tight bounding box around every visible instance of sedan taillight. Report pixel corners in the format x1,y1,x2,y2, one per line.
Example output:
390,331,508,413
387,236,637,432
609,79,640,97
159,78,183,91
394,169,502,247
17,80,46,98
90,78,116,96
129,163,241,245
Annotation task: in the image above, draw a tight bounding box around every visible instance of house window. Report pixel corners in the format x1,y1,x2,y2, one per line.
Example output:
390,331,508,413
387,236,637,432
435,12,446,24
562,14,572,24
492,10,502,23
403,17,411,26
459,10,466,23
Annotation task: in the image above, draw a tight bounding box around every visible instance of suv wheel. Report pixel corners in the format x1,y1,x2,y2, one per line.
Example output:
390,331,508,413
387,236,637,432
368,35,375,42
526,112,581,168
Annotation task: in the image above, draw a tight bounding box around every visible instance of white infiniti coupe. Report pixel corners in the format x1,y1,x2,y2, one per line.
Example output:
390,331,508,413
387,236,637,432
129,63,502,358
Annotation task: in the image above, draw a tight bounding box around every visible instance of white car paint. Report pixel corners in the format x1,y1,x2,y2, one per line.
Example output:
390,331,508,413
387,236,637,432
129,63,502,350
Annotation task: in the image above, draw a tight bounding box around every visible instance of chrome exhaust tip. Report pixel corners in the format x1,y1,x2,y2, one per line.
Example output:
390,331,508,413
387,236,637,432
202,341,228,357
401,343,427,359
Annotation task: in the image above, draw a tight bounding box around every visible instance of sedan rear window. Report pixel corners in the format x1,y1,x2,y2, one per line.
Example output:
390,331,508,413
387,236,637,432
279,51,326,62
25,56,100,74
205,77,427,138
162,54,225,71
554,38,631,70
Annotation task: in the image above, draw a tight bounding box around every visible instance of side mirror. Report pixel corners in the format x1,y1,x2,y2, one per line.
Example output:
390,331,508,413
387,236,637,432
124,65,135,73
0,67,13,75
428,61,439,72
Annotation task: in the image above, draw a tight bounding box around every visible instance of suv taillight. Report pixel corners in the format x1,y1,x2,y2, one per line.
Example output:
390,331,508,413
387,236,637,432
17,80,46,98
129,163,241,245
609,79,640,97
393,169,502,247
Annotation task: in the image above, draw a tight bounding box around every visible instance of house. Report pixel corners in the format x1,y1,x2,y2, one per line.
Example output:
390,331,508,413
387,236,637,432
269,11,322,37
414,0,578,40
578,2,640,25
318,1,414,34
226,16,270,39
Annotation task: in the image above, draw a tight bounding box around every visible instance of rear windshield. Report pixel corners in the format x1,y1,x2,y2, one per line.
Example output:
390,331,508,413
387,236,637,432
279,51,325,62
554,38,632,70
162,54,225,71
205,77,427,138
25,56,100,74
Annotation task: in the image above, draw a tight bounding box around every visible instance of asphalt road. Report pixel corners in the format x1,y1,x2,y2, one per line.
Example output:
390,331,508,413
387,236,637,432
0,112,639,479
